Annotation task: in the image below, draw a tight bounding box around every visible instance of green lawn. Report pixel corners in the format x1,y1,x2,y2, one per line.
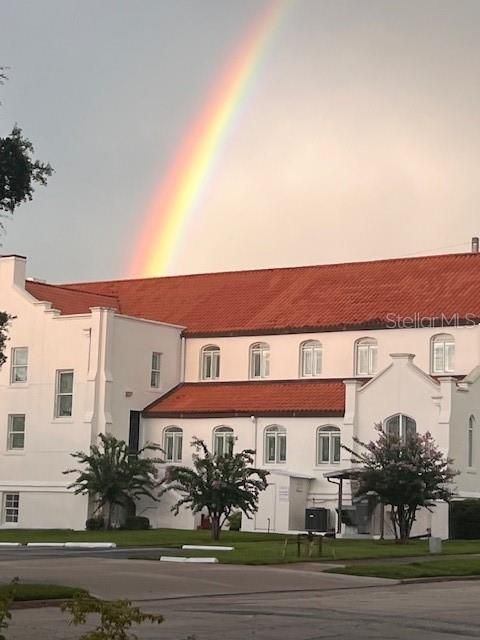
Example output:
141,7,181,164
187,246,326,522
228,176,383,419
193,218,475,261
326,558,480,580
0,583,87,602
2,529,480,565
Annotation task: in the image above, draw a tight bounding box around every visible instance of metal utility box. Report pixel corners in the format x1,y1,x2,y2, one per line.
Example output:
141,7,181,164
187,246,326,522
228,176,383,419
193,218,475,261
305,507,329,532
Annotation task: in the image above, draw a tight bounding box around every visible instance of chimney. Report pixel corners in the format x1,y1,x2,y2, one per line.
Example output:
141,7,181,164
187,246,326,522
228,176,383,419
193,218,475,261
0,255,27,288
472,237,479,253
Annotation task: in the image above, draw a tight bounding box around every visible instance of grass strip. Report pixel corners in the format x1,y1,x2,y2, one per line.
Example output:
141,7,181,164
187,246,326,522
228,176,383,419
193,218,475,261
325,558,480,580
0,583,87,602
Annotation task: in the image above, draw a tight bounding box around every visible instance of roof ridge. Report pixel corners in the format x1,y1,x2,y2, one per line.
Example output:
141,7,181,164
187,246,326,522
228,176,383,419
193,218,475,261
58,251,480,287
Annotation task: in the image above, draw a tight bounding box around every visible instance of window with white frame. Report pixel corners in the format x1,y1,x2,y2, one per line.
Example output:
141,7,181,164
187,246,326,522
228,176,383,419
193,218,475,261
468,415,475,468
431,334,455,374
384,414,416,443
55,370,74,418
164,426,183,462
300,340,322,377
151,352,162,388
4,493,19,523
265,425,286,463
7,415,25,450
317,426,341,464
214,426,235,456
201,345,220,380
355,338,378,375
10,347,28,383
250,342,270,379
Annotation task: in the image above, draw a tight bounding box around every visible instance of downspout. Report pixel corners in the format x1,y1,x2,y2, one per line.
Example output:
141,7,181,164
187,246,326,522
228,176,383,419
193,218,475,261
327,477,342,534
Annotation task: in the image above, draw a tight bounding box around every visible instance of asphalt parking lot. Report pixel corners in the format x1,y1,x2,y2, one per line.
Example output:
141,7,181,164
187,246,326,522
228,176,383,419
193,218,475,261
1,549,479,639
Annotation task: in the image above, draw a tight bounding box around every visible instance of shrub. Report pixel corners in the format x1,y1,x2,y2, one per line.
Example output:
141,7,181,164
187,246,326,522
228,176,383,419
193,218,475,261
85,517,104,531
124,516,150,530
228,511,242,531
450,499,480,539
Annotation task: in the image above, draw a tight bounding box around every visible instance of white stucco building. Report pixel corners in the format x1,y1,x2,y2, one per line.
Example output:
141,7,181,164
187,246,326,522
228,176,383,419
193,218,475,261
1,248,480,537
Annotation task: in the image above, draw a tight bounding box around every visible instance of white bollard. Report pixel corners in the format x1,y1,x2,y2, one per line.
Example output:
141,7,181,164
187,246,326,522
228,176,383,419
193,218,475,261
429,537,442,554
182,545,233,551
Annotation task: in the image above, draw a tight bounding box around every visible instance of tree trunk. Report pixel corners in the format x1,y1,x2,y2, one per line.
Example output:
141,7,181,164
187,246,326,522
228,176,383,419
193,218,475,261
211,515,221,541
104,502,113,530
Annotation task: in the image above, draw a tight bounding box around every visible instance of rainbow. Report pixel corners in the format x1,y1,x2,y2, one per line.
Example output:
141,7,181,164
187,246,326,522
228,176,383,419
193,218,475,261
130,0,289,277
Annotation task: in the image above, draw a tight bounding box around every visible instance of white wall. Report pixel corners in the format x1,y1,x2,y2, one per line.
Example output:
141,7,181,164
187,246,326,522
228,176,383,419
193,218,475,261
185,325,480,383
109,315,182,442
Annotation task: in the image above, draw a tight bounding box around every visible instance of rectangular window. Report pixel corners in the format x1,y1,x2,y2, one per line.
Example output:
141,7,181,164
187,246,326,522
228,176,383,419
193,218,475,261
318,434,330,463
164,430,182,462
4,493,19,523
332,434,341,463
444,343,455,372
7,415,25,450
433,342,445,373
55,370,74,418
266,433,276,463
151,352,161,388
357,345,370,375
10,347,28,383
278,433,287,462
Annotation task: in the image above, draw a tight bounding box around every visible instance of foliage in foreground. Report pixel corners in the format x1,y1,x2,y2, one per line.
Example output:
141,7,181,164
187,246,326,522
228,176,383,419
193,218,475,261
160,438,269,540
62,593,163,640
64,434,163,529
0,312,10,368
0,579,16,640
344,426,457,543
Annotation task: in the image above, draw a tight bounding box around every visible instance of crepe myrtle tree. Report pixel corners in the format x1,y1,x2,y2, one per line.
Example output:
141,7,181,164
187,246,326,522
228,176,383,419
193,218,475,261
344,425,458,543
64,433,163,529
160,438,269,540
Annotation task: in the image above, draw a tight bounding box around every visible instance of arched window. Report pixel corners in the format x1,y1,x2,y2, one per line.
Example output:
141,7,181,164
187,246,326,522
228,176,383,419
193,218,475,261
200,345,220,380
214,426,235,456
468,415,475,468
384,414,416,443
317,426,341,464
300,340,322,377
355,338,378,375
164,426,183,462
265,425,286,463
431,334,455,374
250,342,270,379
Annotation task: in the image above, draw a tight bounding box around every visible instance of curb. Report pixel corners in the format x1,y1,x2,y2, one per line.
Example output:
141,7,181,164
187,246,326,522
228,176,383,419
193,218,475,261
400,574,480,585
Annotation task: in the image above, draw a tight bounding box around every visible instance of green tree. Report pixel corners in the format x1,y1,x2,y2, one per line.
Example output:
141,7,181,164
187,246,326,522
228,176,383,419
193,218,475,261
0,69,52,220
64,433,163,529
160,438,269,540
344,426,458,543
62,592,163,640
0,312,9,368
0,68,52,367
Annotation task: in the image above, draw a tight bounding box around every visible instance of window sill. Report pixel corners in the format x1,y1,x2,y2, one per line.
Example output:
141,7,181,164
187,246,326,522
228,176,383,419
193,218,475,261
51,418,74,424
466,468,477,475
316,462,341,466
7,383,29,389
264,461,286,465
3,451,25,456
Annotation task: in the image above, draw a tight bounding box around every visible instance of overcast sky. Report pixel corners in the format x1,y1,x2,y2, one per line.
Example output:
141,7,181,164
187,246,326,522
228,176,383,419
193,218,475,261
1,0,480,282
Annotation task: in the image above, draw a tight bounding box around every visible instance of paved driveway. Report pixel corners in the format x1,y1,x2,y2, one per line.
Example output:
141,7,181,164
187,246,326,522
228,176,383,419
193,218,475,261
7,577,480,639
0,555,387,600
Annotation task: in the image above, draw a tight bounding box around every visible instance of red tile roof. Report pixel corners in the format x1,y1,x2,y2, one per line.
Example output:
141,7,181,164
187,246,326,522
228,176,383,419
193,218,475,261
143,379,346,418
26,252,480,336
25,281,119,315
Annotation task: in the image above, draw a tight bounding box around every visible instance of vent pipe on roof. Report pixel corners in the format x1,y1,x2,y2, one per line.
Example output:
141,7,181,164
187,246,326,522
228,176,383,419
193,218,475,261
472,237,479,253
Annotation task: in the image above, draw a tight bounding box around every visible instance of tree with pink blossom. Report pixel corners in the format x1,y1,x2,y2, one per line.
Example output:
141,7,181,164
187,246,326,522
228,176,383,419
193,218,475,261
344,426,458,543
